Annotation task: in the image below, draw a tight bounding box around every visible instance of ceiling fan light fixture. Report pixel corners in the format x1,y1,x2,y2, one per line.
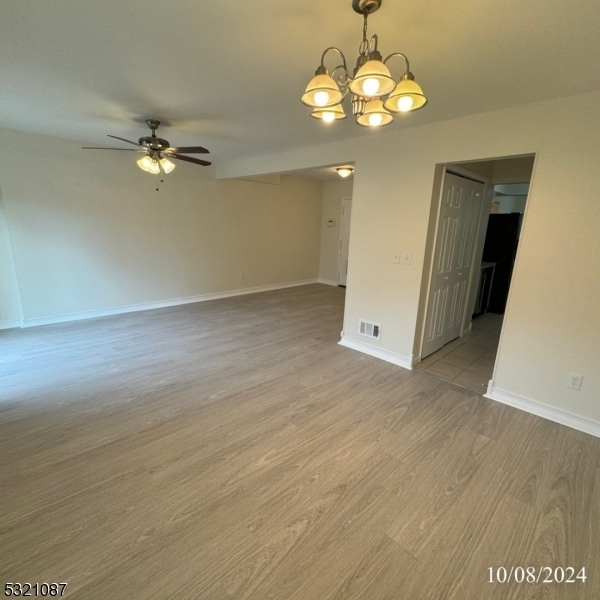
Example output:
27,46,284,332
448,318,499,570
137,155,154,172
160,157,176,173
147,159,161,175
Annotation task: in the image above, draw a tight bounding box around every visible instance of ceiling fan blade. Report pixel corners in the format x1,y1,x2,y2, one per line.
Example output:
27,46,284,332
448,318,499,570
169,153,212,166
107,134,143,147
82,146,141,151
166,145,209,154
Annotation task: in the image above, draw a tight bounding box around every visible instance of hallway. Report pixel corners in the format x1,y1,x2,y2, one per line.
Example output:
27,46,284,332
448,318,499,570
417,313,503,394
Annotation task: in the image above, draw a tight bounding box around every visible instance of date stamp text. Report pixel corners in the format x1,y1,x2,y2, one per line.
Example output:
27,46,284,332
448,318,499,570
488,566,586,584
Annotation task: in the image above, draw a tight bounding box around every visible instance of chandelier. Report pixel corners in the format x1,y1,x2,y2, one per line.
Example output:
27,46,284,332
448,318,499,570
300,0,427,127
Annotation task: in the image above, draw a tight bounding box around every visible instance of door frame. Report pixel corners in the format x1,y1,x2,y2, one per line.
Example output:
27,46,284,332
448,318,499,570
416,164,491,362
337,196,352,286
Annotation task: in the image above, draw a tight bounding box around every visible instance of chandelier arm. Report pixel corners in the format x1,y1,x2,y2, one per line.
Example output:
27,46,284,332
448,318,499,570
331,64,350,92
383,52,411,74
367,33,379,55
320,46,348,71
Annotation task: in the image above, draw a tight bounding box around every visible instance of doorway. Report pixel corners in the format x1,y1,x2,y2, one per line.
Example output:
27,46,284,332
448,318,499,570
483,183,529,314
416,156,534,393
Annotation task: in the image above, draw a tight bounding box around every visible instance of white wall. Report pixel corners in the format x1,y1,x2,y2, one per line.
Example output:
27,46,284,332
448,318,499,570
0,128,324,325
319,179,354,285
218,89,600,432
0,192,23,327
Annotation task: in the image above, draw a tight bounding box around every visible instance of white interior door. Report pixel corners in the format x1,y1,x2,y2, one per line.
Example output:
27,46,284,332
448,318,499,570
421,172,484,358
338,197,352,286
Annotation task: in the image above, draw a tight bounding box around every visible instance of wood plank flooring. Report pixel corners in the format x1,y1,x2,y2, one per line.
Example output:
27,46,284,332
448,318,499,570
1,284,599,599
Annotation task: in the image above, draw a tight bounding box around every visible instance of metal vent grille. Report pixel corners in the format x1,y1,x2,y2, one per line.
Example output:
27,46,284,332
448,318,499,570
359,320,381,340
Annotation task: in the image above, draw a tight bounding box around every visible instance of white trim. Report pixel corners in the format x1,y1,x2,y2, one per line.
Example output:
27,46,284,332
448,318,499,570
0,319,23,330
485,383,600,439
460,322,473,337
338,336,413,370
20,279,319,328
337,196,353,287
319,278,340,287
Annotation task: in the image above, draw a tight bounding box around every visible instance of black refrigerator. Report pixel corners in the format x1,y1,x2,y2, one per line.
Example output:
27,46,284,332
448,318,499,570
482,213,521,314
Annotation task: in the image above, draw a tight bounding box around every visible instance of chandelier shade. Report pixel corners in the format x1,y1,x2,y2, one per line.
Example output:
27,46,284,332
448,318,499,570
348,57,395,98
384,73,428,113
300,1,427,128
301,70,344,108
356,98,393,127
310,103,347,122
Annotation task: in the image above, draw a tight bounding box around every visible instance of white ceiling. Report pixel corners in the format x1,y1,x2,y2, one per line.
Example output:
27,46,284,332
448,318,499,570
2,0,600,173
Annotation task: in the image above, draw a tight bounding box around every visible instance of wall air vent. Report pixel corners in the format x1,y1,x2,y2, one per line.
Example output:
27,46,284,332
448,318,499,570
359,320,381,340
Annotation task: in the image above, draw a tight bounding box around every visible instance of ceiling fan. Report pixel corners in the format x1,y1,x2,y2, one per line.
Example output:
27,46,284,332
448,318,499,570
82,119,211,176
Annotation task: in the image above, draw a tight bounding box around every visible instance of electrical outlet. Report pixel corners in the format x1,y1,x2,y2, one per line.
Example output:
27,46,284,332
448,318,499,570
567,372,583,391
392,253,401,264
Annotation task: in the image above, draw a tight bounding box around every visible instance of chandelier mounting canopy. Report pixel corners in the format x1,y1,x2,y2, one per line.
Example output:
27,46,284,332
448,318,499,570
352,0,382,15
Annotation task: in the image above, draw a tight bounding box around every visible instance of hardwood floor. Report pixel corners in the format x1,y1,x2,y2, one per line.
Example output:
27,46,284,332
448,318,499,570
1,284,599,599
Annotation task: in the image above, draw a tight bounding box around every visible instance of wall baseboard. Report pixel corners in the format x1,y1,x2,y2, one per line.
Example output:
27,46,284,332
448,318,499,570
0,318,24,330
20,279,320,328
338,336,413,370
485,382,600,439
318,278,340,287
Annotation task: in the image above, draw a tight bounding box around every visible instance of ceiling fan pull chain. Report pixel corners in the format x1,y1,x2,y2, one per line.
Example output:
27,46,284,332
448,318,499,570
155,161,165,191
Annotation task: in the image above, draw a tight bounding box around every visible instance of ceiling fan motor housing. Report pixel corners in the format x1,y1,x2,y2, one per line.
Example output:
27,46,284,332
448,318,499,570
138,135,171,151
139,118,169,151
